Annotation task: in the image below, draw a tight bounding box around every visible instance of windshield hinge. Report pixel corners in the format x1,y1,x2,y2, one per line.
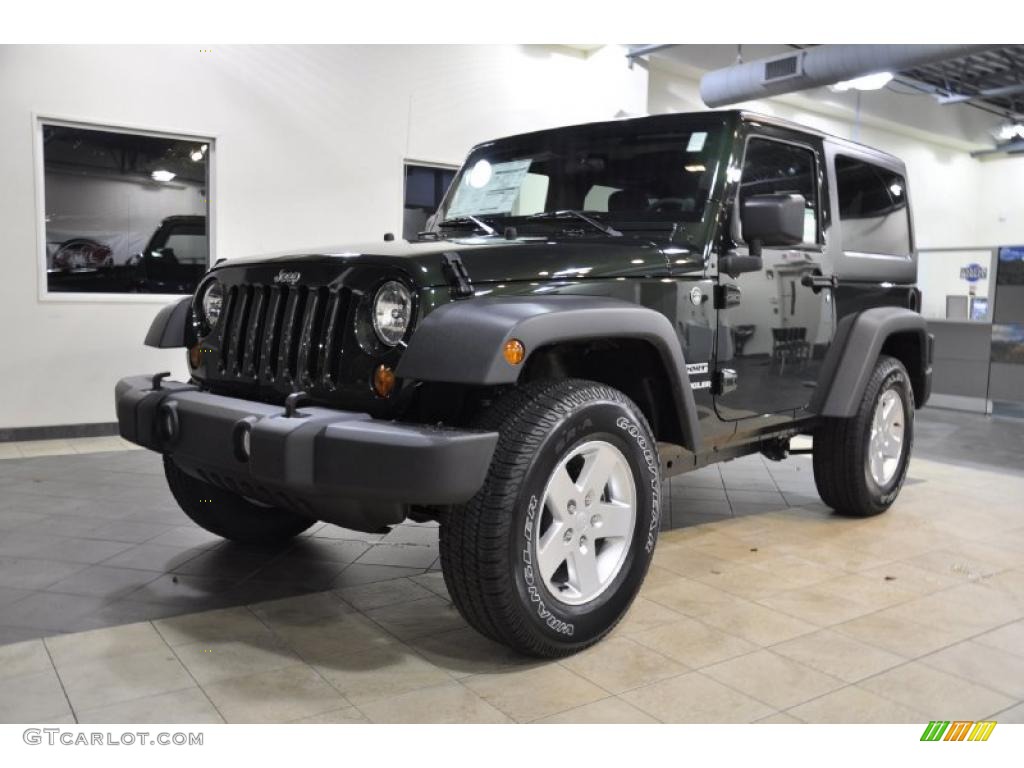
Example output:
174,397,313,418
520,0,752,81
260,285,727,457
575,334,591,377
441,252,474,298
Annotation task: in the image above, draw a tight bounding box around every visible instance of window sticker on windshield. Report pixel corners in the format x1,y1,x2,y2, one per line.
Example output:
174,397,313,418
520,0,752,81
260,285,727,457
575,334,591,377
448,159,533,217
686,132,707,152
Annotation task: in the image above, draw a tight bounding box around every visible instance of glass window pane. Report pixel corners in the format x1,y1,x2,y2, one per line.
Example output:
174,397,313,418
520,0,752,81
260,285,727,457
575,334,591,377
740,138,819,245
43,123,210,295
834,154,911,256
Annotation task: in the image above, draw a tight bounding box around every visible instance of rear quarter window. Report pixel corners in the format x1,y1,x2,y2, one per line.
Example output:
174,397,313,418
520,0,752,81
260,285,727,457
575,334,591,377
834,155,911,257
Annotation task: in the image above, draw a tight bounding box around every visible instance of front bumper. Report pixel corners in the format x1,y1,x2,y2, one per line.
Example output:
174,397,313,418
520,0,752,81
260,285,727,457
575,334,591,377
115,375,499,531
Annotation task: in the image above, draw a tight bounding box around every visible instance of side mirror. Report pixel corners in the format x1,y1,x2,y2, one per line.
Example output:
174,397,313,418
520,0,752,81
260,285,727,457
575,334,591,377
741,193,806,258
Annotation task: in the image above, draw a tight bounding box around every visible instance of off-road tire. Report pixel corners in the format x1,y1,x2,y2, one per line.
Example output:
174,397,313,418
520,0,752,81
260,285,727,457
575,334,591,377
164,457,315,545
440,379,661,658
813,355,914,517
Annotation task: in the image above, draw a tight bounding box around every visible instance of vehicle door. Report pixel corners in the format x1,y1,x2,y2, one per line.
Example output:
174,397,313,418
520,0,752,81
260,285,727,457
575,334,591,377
714,130,836,423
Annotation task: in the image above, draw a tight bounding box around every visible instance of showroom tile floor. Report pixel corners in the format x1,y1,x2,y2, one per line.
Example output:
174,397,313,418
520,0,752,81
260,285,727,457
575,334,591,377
0,411,1023,723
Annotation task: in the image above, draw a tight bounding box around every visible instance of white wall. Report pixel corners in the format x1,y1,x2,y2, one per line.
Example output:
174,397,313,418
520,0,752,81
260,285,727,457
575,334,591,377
978,155,1024,246
0,44,646,430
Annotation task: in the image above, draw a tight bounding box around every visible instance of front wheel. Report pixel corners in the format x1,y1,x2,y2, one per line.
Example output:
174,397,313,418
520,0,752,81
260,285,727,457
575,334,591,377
813,355,914,517
440,379,662,658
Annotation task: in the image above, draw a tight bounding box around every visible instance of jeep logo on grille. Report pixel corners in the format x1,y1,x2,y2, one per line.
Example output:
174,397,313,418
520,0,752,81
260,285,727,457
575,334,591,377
273,270,301,285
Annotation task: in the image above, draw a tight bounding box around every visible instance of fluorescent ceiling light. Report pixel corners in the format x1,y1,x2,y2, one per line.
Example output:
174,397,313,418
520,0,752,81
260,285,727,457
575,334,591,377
151,170,176,182
831,72,893,92
190,149,204,162
684,164,706,173
997,123,1024,141
889,183,903,197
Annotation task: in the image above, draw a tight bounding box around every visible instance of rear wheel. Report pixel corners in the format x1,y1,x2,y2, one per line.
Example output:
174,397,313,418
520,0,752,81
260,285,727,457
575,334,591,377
813,355,914,517
164,457,315,545
440,379,661,658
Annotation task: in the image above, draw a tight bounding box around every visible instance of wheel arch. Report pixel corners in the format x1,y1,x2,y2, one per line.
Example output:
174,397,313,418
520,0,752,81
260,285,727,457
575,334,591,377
812,306,933,417
395,296,701,451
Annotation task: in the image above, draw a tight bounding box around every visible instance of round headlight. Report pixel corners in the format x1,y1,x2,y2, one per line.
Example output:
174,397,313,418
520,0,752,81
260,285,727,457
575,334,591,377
372,281,412,346
201,281,225,330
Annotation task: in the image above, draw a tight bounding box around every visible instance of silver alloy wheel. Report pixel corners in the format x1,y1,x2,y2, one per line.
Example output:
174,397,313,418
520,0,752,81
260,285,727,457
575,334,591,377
868,388,905,486
535,440,637,606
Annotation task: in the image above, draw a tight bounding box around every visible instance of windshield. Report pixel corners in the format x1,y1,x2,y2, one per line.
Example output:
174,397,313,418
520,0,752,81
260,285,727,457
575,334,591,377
439,117,726,231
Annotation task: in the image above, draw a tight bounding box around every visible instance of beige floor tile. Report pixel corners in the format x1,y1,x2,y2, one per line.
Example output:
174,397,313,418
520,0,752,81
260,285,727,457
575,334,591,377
783,543,891,573
621,671,774,723
974,620,1024,658
57,647,195,712
703,649,845,710
984,569,1024,598
249,591,354,627
14,439,76,457
175,635,302,685
46,621,169,667
363,595,467,640
993,701,1024,723
640,578,743,619
770,629,905,683
833,609,969,658
751,555,846,588
905,549,1003,583
860,662,1014,720
0,443,24,460
336,577,435,611
69,436,140,454
788,685,929,723
858,561,962,595
408,627,540,678
694,564,804,601
272,612,401,664
203,664,349,723
358,681,511,723
614,596,685,635
77,687,224,723
290,706,369,723
920,641,1024,699
313,644,453,705
811,573,919,610
537,696,659,723
155,606,276,647
757,586,877,627
0,668,73,723
699,600,818,646
559,636,688,694
630,617,757,669
652,544,734,579
462,665,607,722
755,711,803,723
883,583,1024,637
0,639,54,680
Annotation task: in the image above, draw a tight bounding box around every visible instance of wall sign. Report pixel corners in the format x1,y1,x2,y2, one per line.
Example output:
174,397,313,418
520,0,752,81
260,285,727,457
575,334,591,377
960,263,988,283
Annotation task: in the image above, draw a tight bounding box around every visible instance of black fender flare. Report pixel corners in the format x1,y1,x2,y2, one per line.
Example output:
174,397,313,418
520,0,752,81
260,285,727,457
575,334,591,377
811,306,932,417
145,297,193,348
395,296,701,451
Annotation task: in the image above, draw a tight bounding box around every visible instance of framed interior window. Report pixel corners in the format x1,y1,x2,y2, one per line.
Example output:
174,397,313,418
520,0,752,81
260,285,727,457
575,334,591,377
402,161,456,240
35,116,215,300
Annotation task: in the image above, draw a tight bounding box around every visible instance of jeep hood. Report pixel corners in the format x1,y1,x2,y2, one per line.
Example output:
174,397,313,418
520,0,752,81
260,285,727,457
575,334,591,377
213,234,706,287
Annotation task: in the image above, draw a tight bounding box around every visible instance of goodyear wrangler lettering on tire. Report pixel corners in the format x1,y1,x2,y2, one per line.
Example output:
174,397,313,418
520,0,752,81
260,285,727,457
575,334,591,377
522,493,575,636
440,379,661,658
616,416,661,554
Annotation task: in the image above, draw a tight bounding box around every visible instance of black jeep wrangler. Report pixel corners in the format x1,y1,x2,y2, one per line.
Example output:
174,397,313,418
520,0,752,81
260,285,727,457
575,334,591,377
117,111,932,657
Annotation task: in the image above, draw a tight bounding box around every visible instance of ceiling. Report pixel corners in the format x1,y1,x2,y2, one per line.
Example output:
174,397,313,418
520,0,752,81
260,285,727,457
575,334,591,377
897,46,1024,119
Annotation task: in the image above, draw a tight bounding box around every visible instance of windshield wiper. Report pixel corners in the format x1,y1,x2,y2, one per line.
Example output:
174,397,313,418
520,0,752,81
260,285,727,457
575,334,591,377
437,215,498,236
528,210,622,238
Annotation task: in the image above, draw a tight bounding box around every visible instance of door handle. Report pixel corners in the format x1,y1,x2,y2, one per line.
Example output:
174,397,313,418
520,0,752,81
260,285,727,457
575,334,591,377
800,274,837,293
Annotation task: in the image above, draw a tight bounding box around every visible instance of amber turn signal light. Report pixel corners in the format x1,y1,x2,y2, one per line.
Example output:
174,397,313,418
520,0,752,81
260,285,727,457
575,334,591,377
503,338,526,366
188,345,202,369
373,364,396,397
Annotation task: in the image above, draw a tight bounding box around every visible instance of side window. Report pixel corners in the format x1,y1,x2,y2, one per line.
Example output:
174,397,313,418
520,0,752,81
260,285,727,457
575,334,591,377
834,155,911,256
739,138,819,245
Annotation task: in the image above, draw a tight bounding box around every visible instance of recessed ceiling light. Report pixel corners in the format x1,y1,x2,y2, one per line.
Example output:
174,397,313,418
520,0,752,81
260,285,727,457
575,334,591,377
151,170,176,182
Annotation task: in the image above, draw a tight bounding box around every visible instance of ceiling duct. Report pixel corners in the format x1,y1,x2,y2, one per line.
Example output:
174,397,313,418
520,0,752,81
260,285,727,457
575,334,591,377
700,44,999,107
